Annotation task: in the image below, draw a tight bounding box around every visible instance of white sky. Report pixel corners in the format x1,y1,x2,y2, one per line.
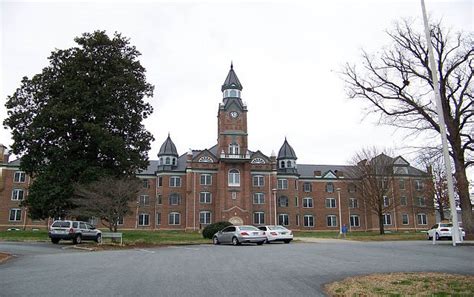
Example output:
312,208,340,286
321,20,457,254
1,0,473,170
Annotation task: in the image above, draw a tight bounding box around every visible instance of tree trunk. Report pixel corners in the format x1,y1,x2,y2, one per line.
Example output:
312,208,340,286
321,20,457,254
378,213,385,235
453,159,473,236
438,201,446,221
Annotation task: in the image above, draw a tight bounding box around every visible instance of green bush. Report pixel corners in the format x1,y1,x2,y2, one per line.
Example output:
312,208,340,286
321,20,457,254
202,221,233,239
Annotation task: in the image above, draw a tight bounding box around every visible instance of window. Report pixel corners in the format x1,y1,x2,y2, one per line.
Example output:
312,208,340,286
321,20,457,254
400,196,407,206
295,196,299,207
303,215,314,227
348,183,356,193
417,197,426,207
402,214,409,225
169,176,181,187
14,171,26,183
165,157,171,165
253,175,264,187
200,192,212,204
380,178,389,189
349,198,358,208
286,160,292,168
142,179,149,188
326,198,336,208
383,196,390,207
198,156,213,163
327,215,337,227
158,177,163,187
9,208,21,221
117,216,124,225
139,195,149,206
350,215,360,227
138,213,149,226
253,212,265,225
156,213,161,225
280,161,285,168
11,189,25,201
157,194,162,205
278,214,289,226
277,179,288,190
200,211,211,225
228,169,240,186
200,174,212,185
399,179,405,190
169,193,181,205
169,212,180,225
415,180,424,191
229,143,239,155
253,193,265,204
278,196,289,207
303,182,312,192
326,182,334,193
303,197,313,208
383,213,392,225
417,213,427,225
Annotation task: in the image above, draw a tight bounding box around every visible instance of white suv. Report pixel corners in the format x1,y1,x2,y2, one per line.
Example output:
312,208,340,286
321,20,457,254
427,222,465,240
48,220,102,244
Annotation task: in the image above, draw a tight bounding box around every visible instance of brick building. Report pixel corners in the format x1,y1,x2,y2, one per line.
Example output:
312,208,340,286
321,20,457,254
0,65,435,231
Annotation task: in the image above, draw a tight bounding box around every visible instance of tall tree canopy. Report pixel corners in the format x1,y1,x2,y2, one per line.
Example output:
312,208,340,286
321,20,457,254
343,19,473,235
4,31,155,219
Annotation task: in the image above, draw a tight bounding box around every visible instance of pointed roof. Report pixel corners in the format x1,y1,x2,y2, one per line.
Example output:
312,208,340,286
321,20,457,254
158,134,178,157
221,63,243,91
277,138,297,160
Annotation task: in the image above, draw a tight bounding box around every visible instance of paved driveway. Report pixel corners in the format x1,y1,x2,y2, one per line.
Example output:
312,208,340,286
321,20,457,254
0,240,473,297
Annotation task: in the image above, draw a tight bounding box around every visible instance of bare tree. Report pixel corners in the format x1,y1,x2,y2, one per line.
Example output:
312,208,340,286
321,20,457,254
343,19,473,235
416,150,454,222
350,148,398,235
73,176,141,232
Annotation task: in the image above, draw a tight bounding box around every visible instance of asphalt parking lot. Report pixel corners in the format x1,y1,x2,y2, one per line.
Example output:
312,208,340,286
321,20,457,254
1,240,473,297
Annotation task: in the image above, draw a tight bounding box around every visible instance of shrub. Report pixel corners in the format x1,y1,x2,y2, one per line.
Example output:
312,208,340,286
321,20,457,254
202,221,233,239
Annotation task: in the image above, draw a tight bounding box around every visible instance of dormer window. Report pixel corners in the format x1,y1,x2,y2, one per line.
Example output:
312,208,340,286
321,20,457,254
287,160,292,168
229,143,239,155
165,157,171,165
280,161,285,168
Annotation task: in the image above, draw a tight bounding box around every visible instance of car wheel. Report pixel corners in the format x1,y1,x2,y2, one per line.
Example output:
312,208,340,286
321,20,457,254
265,239,270,244
213,236,220,245
284,240,291,244
257,241,264,245
51,238,60,244
427,233,432,240
435,233,440,240
73,234,82,244
232,237,240,246
95,234,102,244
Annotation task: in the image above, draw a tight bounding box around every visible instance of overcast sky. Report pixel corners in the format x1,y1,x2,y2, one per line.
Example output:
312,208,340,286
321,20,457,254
1,0,472,170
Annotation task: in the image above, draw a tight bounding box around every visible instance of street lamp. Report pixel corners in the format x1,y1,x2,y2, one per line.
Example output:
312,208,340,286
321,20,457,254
272,188,277,225
336,188,342,234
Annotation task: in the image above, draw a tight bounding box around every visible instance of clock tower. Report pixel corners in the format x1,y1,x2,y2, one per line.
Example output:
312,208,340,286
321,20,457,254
217,63,248,158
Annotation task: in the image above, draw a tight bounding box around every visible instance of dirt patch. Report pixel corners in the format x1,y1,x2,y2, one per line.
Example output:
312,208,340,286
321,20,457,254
0,252,12,264
324,272,474,296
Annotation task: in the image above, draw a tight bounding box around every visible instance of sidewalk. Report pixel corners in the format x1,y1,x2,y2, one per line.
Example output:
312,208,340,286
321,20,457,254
294,237,360,243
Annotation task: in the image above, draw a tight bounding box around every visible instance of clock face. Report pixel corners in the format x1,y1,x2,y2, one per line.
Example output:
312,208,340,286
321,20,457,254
230,111,239,118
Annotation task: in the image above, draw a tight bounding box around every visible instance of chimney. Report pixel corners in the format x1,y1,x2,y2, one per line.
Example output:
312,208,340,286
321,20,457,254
0,144,9,164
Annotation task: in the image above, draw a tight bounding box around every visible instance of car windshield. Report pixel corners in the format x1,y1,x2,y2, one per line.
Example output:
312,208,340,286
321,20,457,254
52,221,70,228
440,223,453,227
239,226,259,231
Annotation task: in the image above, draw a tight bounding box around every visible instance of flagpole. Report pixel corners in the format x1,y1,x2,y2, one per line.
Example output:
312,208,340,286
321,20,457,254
420,0,461,246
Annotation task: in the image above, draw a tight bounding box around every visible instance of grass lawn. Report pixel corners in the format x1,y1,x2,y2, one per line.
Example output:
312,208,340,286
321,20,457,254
324,272,474,296
0,229,211,246
294,230,427,241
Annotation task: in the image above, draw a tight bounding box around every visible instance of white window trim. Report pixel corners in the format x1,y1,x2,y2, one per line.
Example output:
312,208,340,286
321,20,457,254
303,197,313,208
9,208,22,221
303,215,314,227
11,189,24,201
199,211,212,225
326,198,336,208
169,212,181,225
200,192,212,204
327,215,338,227
138,213,150,226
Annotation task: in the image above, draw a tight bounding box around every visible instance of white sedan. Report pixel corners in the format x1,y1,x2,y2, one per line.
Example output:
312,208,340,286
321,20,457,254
427,223,465,240
257,225,293,243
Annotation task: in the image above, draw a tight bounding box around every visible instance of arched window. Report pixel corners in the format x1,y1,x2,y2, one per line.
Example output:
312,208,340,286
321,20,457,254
280,161,285,168
287,160,292,168
228,169,240,186
326,182,334,193
172,158,176,166
165,157,171,165
229,143,239,155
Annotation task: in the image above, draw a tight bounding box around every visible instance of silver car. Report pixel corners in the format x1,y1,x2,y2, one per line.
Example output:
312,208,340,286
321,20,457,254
213,225,266,246
48,220,102,244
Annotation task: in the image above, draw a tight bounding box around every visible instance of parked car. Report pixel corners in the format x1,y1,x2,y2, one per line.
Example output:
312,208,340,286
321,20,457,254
212,225,266,246
257,225,293,243
426,222,465,240
48,220,102,244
